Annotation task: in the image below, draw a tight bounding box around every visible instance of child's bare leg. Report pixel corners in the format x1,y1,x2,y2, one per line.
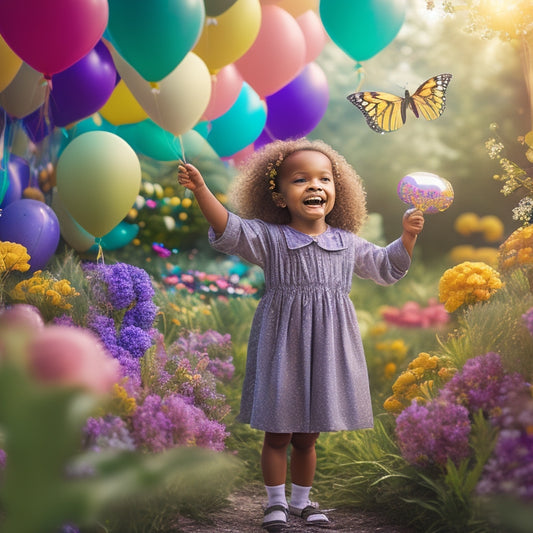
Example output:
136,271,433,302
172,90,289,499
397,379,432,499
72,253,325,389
289,432,329,525
261,432,292,529
290,432,319,486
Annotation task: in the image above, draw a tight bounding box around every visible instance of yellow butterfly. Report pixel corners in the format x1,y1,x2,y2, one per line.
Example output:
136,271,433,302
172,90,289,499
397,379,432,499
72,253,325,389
346,73,452,134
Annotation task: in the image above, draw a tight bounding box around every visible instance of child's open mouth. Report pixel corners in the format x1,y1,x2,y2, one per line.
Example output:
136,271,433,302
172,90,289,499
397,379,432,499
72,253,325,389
303,196,325,206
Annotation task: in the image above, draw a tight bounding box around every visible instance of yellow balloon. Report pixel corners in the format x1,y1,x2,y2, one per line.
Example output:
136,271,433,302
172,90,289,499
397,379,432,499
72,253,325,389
0,36,22,93
99,79,148,125
194,0,261,72
113,50,211,137
56,131,141,238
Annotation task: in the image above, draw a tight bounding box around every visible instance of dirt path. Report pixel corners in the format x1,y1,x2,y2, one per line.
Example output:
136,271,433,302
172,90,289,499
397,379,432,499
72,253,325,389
177,484,415,532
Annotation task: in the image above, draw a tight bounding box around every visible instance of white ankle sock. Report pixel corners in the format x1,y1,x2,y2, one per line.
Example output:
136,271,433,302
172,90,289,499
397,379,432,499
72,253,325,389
290,483,328,524
265,484,288,507
289,483,311,509
263,484,288,525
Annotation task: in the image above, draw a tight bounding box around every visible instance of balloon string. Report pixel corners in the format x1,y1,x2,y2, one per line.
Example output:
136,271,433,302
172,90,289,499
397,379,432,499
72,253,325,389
95,237,105,265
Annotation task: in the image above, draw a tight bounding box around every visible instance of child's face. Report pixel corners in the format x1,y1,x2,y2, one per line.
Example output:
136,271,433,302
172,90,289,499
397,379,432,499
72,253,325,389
275,150,336,226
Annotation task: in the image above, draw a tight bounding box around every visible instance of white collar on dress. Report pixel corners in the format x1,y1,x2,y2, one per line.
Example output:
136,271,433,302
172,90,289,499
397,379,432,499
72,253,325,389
281,225,348,251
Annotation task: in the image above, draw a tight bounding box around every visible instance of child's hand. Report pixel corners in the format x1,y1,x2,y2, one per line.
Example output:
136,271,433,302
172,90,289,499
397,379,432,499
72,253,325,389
177,162,205,192
403,208,425,236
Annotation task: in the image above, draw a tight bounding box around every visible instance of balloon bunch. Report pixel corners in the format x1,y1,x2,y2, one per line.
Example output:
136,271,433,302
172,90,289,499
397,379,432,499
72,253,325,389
0,0,409,264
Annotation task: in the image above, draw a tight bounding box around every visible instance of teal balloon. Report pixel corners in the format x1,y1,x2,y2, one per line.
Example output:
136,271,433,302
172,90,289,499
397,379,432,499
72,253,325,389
89,221,139,252
117,119,183,161
319,0,406,62
107,0,205,82
206,82,266,158
57,115,117,159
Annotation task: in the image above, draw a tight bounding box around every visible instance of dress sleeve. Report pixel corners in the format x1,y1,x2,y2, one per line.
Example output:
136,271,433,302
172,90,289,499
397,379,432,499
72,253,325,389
352,235,411,286
208,211,270,268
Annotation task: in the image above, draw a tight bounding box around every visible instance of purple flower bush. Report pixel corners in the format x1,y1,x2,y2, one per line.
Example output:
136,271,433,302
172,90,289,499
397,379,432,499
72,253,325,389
396,400,471,467
131,393,228,452
477,388,533,500
83,262,158,386
396,352,530,476
83,415,136,453
0,448,6,470
439,352,527,418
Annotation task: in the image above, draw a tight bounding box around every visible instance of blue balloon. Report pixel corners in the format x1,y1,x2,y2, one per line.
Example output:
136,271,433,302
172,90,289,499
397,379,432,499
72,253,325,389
206,82,267,158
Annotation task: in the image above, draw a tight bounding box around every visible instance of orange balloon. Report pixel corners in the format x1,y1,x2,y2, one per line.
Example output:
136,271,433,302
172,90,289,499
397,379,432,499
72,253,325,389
235,5,306,97
277,0,318,16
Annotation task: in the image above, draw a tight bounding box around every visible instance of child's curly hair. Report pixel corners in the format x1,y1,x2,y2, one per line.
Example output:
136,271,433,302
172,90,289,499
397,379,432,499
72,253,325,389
228,138,367,234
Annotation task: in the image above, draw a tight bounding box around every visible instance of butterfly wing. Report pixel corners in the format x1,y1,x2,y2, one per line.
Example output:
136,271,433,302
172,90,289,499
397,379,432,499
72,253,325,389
347,91,405,134
408,73,452,121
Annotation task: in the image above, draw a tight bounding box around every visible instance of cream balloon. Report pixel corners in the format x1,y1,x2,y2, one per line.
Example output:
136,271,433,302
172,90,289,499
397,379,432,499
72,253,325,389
99,79,148,125
51,188,95,252
194,0,261,72
56,131,141,237
0,62,46,118
0,35,22,92
112,50,211,136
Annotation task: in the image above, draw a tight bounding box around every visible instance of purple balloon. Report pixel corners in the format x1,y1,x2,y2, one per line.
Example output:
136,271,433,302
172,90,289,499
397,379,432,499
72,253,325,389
254,128,275,150
0,199,60,270
265,62,329,140
22,106,55,143
0,155,30,208
49,40,116,127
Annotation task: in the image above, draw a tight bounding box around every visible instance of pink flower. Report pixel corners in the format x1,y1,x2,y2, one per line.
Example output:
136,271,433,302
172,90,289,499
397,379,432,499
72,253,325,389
27,326,120,394
381,298,449,328
0,304,44,330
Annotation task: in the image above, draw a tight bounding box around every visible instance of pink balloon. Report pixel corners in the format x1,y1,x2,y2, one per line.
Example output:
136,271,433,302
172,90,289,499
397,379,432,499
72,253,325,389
297,10,329,63
202,64,244,121
235,5,306,97
0,0,108,77
222,142,255,166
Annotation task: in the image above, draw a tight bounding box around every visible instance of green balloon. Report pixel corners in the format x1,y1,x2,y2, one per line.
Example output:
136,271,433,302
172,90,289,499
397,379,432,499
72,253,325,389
319,0,406,62
56,131,141,238
107,0,205,82
204,0,238,17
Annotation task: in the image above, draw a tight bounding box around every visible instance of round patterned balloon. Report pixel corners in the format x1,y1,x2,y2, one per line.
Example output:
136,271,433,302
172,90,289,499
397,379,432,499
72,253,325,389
397,172,454,214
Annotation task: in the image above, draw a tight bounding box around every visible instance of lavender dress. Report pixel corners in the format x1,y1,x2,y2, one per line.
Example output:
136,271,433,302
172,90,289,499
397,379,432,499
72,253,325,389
210,212,411,433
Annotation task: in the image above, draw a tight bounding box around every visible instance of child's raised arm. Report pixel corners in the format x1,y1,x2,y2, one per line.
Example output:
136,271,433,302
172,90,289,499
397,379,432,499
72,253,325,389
177,163,229,236
401,208,425,257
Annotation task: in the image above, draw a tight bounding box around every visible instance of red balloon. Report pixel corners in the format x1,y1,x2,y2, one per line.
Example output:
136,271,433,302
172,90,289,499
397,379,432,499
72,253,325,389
0,0,108,77
235,5,306,97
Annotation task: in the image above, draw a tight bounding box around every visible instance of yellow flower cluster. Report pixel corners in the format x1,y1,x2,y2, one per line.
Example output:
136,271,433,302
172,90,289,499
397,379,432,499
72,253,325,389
449,245,499,268
9,270,80,311
383,352,455,414
438,261,503,313
498,224,533,273
454,213,504,242
107,383,137,417
0,241,31,275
